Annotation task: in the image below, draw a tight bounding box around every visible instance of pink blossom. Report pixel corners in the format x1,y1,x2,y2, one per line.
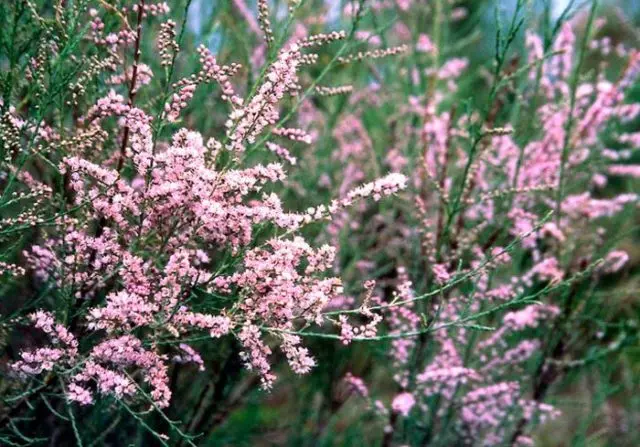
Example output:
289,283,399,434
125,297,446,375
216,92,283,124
416,34,435,53
391,392,415,416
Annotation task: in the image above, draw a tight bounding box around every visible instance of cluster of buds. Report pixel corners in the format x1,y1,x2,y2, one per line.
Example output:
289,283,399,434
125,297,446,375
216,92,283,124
158,20,178,67
257,0,274,45
338,45,409,64
315,85,354,96
272,127,313,144
298,31,347,48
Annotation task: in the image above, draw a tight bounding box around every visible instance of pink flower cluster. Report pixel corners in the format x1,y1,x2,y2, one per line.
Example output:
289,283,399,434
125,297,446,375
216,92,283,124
10,6,408,409
12,311,78,376
227,44,303,152
320,13,639,444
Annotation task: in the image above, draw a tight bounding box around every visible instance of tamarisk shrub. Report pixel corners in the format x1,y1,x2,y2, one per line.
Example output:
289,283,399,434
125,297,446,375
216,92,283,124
306,1,640,446
0,0,638,446
0,0,406,443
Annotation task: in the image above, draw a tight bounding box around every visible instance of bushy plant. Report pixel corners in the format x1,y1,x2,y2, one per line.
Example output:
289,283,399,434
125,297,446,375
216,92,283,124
0,0,638,446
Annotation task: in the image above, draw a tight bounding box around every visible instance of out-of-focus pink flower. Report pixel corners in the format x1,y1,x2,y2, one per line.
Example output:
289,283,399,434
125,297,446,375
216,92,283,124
392,392,415,416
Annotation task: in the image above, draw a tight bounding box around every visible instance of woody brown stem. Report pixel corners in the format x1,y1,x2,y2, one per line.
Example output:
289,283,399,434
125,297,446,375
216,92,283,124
116,0,145,173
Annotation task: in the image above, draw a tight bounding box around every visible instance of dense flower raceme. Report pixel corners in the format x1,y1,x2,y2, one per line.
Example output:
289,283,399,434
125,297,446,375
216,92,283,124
13,129,406,404
6,7,407,407
319,14,639,446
